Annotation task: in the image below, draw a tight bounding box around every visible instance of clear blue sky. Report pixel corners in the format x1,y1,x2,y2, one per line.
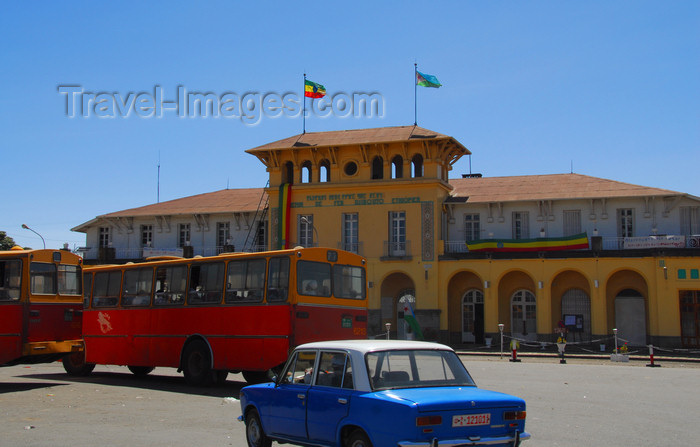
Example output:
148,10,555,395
2,1,698,249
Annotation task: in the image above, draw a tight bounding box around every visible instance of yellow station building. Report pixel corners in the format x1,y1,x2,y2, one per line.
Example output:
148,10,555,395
75,126,700,350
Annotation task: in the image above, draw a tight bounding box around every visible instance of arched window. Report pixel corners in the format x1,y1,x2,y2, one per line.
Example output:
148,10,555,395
511,289,536,341
561,288,591,339
319,159,330,182
283,161,294,185
462,289,484,343
391,155,403,179
397,289,417,340
301,160,312,183
411,154,423,178
371,156,384,180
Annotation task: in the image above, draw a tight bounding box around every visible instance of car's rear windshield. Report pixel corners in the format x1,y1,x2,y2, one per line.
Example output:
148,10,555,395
366,349,476,390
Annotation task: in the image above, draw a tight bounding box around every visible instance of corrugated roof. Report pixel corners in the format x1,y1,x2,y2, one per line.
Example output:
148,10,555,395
100,188,266,218
449,173,680,203
73,174,691,232
246,125,469,153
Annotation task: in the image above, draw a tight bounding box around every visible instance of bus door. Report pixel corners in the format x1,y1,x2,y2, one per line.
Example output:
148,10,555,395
0,257,23,364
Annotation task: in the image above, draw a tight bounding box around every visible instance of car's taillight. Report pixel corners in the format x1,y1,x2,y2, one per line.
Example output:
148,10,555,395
503,410,526,421
416,415,443,426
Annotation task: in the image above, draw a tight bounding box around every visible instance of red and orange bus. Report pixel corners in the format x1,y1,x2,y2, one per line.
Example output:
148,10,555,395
64,247,367,385
1,248,84,367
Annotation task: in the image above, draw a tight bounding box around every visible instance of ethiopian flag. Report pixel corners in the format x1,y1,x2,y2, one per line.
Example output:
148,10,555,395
304,80,326,98
402,300,424,340
416,70,442,88
467,233,590,252
278,183,292,249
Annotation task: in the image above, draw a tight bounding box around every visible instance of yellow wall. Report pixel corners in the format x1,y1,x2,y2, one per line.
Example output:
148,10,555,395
255,137,700,347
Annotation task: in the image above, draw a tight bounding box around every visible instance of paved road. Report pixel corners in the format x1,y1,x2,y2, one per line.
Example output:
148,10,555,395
1,357,698,446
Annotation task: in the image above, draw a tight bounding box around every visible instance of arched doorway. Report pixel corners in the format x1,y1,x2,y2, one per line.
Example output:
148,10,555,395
561,288,591,341
462,289,484,343
615,289,646,346
397,289,416,340
511,289,536,341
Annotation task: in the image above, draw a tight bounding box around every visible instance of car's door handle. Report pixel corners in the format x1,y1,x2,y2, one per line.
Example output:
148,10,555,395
337,398,348,404
297,394,306,400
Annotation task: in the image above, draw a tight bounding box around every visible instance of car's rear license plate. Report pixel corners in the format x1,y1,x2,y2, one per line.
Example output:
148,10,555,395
452,413,491,427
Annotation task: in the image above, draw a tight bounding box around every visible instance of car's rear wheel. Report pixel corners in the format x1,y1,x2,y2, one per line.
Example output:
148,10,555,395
127,366,155,376
245,409,272,447
346,429,373,447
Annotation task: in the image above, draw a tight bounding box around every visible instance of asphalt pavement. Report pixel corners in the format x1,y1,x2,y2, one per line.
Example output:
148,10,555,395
1,356,698,446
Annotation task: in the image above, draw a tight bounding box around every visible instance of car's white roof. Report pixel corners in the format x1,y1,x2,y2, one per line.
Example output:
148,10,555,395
295,339,454,354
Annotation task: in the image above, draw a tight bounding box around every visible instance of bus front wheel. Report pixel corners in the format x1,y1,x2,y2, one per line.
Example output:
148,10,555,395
182,339,213,386
62,351,96,376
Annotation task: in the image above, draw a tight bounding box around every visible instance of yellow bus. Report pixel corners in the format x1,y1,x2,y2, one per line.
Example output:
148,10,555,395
1,248,84,366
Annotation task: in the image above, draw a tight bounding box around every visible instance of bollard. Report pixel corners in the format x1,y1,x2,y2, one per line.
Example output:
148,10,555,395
509,339,521,362
557,337,567,364
646,344,661,368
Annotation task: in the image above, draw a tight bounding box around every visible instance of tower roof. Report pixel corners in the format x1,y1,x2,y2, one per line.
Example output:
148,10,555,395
246,125,469,154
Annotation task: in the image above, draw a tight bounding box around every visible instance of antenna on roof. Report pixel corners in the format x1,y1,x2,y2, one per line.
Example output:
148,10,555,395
570,160,573,174
157,151,161,203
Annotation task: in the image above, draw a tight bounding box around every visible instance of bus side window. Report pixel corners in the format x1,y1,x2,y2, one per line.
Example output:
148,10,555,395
225,261,246,303
83,273,92,308
122,268,153,307
92,271,121,307
225,260,264,304
0,260,22,301
154,265,186,306
267,257,289,302
247,259,266,302
188,262,224,305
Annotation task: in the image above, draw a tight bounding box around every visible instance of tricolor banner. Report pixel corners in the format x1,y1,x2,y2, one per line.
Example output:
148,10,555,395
304,80,326,98
278,183,292,249
402,300,424,340
467,233,589,252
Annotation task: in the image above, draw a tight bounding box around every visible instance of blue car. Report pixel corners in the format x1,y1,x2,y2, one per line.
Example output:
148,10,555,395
238,340,530,447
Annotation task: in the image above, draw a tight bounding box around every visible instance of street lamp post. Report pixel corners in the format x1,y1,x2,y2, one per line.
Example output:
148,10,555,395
498,323,505,359
21,224,45,249
300,216,319,247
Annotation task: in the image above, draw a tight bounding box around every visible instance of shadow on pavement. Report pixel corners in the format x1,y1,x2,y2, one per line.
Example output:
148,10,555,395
8,370,247,398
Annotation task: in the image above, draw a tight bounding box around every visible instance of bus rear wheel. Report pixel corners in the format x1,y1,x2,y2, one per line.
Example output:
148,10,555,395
62,351,96,376
127,366,155,376
182,339,213,386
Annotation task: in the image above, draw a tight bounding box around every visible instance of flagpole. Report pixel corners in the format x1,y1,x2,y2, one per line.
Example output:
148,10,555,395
414,63,418,126
303,73,306,134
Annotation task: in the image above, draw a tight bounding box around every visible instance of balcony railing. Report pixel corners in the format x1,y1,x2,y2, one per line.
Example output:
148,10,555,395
383,240,411,258
337,241,363,255
80,244,270,261
443,235,700,254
